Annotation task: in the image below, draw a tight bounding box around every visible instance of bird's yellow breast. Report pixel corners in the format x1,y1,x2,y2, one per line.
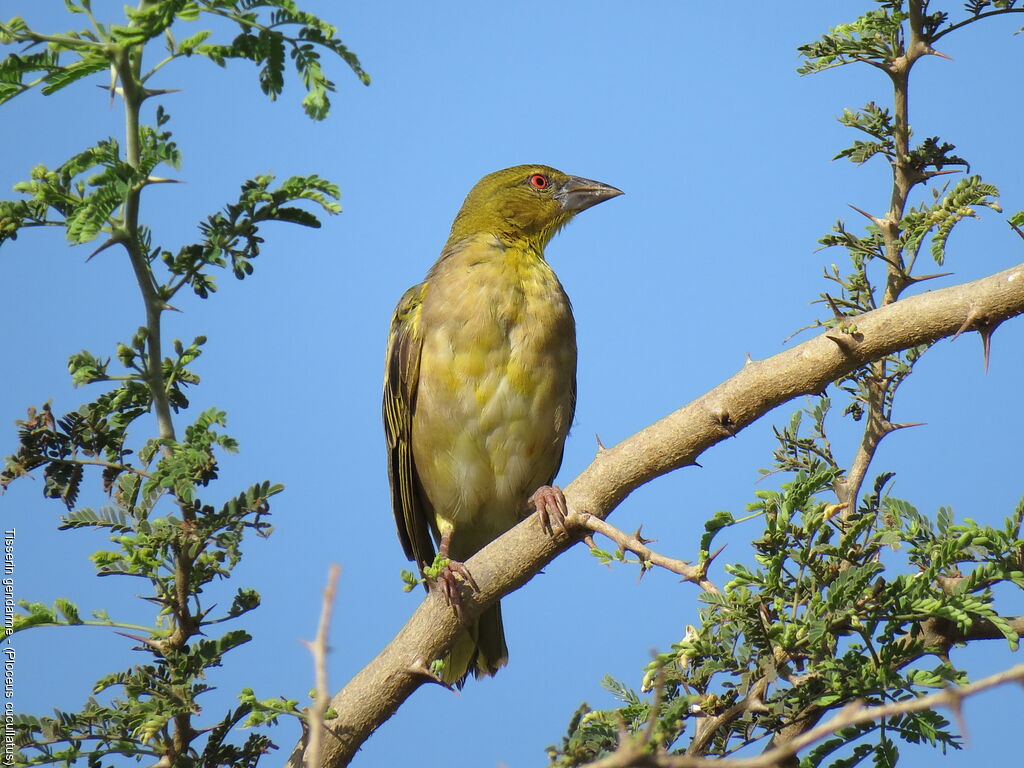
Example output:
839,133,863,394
412,234,576,559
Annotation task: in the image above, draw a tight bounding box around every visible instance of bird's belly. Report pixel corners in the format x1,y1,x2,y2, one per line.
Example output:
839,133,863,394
412,319,574,558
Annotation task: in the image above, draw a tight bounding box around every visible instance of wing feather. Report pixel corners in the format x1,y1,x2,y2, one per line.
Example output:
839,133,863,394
382,282,435,569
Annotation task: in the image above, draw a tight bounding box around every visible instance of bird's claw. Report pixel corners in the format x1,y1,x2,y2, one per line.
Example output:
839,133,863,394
529,485,570,538
431,558,478,622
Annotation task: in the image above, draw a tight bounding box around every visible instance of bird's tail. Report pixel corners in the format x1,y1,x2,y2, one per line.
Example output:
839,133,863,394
442,601,508,687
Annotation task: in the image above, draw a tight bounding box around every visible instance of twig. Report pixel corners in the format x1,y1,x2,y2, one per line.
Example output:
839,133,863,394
686,677,771,759
303,565,341,768
573,512,721,595
61,457,152,479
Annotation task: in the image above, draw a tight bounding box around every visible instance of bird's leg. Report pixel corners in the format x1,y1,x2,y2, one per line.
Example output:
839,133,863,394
431,531,478,621
528,485,570,538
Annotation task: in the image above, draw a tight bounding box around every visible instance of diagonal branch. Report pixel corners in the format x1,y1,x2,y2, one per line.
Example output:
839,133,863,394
289,261,1024,768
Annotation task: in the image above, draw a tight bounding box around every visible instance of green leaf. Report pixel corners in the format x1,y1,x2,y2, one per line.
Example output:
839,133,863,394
55,597,82,624
700,510,735,556
59,505,134,532
40,55,109,95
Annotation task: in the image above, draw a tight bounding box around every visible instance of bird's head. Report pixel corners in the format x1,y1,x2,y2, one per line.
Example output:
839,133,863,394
448,164,622,251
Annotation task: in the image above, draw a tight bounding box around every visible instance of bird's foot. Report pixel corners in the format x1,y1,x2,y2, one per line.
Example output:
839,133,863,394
528,485,570,538
427,555,478,622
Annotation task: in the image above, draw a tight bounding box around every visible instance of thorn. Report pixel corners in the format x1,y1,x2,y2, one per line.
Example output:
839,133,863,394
822,293,846,322
633,525,656,547
926,47,954,62
979,323,998,374
85,237,121,262
946,307,995,372
886,421,926,433
907,271,953,284
848,203,883,225
825,331,861,352
744,352,754,365
145,176,183,185
115,631,165,652
949,695,968,747
162,302,182,313
595,433,606,452
922,168,962,180
950,306,998,372
1009,220,1024,242
143,87,182,97
687,460,703,469
705,544,727,565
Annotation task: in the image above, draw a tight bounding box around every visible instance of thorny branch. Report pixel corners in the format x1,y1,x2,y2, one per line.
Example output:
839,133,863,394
287,261,1024,768
574,512,722,594
580,665,1024,768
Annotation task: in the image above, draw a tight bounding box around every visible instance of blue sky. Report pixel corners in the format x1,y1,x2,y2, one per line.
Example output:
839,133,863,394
3,2,1024,766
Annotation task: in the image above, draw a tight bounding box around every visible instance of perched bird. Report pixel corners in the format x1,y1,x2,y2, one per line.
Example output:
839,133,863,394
383,164,622,685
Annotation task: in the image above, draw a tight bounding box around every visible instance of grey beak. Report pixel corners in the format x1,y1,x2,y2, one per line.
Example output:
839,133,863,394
555,175,624,213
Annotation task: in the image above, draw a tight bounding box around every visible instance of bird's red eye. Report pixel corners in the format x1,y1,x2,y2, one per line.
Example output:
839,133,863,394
529,174,549,189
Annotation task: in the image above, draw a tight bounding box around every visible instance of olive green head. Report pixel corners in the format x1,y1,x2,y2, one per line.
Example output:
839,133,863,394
447,164,623,250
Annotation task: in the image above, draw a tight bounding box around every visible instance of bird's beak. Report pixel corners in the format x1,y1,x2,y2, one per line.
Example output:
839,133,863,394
555,176,624,213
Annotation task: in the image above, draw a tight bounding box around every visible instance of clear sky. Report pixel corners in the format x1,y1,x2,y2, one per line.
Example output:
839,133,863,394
3,2,1024,767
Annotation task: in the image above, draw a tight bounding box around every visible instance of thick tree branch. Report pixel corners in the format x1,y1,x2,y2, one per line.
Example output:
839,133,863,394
290,261,1024,768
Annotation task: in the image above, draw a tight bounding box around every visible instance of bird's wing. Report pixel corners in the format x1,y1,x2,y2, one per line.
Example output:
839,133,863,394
548,363,578,486
383,282,436,567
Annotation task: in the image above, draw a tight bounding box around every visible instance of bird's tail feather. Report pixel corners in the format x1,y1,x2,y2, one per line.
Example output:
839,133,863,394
443,601,508,687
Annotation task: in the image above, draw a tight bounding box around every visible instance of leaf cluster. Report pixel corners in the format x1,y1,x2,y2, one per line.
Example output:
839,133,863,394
1,1,362,765
551,6,1024,767
10,691,276,768
813,123,998,423
2,296,286,765
161,172,340,299
1,328,213,504
192,0,370,119
4,395,284,765
0,126,180,246
0,0,368,118
797,6,908,75
549,462,1024,767
796,1,1023,75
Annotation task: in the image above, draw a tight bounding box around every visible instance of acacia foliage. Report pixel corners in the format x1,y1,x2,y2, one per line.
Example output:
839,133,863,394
548,3,1024,766
0,2,365,765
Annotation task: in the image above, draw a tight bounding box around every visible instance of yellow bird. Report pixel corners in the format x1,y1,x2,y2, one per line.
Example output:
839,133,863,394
383,164,622,684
